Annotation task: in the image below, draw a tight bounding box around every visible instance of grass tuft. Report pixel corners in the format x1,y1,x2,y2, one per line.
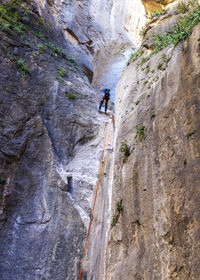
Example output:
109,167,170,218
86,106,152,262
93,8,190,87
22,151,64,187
186,130,197,137
37,43,46,53
119,141,130,163
176,1,190,14
111,199,123,227
127,47,145,65
136,125,145,140
151,10,166,18
58,67,67,78
0,177,6,184
16,58,29,74
66,92,77,100
153,4,200,54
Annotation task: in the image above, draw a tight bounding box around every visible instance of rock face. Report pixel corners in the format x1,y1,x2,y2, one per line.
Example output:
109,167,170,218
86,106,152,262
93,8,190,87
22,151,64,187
141,0,175,15
1,0,200,280
0,0,143,279
105,3,200,280
91,0,146,95
0,1,104,279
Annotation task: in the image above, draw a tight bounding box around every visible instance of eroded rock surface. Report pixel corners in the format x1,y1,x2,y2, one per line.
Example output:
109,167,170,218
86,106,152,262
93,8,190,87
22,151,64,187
0,1,105,279
1,0,200,280
105,7,200,280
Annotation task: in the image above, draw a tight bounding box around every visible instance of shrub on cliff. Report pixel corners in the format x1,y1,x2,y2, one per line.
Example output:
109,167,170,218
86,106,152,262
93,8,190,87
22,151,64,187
58,67,67,78
119,141,130,163
16,58,29,74
153,2,200,53
111,199,123,227
176,1,190,14
136,125,145,140
66,92,77,100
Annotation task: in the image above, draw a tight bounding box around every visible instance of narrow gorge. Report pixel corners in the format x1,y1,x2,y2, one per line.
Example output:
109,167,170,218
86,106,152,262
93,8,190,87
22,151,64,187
0,0,199,280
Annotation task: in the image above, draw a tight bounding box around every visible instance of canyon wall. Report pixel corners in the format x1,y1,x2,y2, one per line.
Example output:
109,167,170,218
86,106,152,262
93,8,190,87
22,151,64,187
0,0,145,279
105,2,200,280
0,0,200,280
0,1,102,279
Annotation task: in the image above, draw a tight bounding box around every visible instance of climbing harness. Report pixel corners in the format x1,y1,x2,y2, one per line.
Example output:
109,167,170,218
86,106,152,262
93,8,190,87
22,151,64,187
79,125,108,280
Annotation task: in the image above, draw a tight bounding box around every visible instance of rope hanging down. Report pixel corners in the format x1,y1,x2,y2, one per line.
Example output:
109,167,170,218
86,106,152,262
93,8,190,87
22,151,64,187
79,125,108,280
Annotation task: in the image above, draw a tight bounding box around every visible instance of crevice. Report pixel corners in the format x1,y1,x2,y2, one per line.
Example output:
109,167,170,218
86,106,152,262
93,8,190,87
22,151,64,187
64,28,80,43
81,64,93,83
42,120,60,162
67,176,73,194
15,216,51,226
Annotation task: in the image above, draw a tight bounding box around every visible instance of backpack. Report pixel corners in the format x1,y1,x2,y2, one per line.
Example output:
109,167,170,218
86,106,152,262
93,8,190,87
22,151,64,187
105,89,110,99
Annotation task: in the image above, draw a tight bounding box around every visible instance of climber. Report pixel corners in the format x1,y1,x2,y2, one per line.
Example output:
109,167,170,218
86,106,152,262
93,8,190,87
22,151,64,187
99,88,111,114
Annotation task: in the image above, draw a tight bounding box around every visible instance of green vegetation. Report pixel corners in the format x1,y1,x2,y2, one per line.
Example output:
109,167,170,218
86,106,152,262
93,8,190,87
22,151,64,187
140,26,147,38
157,54,171,71
136,125,145,140
157,62,163,70
135,100,140,105
51,46,66,58
21,15,29,23
0,20,10,31
35,32,45,40
151,114,156,119
67,56,76,64
66,61,72,67
45,42,54,49
37,43,46,53
161,54,171,63
153,3,200,54
16,58,29,74
116,199,123,213
176,1,189,14
119,141,130,163
0,177,6,184
111,215,119,227
66,92,77,100
151,10,166,18
186,130,197,137
0,0,30,37
1,122,6,128
157,0,165,4
111,199,123,227
127,47,144,66
145,65,150,74
188,0,199,8
13,23,24,35
137,55,150,67
58,67,67,78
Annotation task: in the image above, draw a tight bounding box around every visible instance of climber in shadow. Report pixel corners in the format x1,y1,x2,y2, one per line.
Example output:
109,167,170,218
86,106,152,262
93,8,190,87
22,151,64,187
99,88,110,114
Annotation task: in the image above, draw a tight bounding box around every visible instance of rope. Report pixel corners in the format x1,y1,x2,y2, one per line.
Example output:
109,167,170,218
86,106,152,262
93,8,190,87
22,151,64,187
78,125,108,280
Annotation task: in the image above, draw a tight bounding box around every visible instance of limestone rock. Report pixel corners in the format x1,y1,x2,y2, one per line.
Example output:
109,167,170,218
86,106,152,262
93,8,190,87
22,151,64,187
0,1,100,279
105,10,200,280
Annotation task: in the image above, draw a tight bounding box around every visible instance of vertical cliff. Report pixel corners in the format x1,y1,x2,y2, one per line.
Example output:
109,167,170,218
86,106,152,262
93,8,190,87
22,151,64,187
105,1,200,279
0,0,200,279
0,1,98,279
0,0,144,279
